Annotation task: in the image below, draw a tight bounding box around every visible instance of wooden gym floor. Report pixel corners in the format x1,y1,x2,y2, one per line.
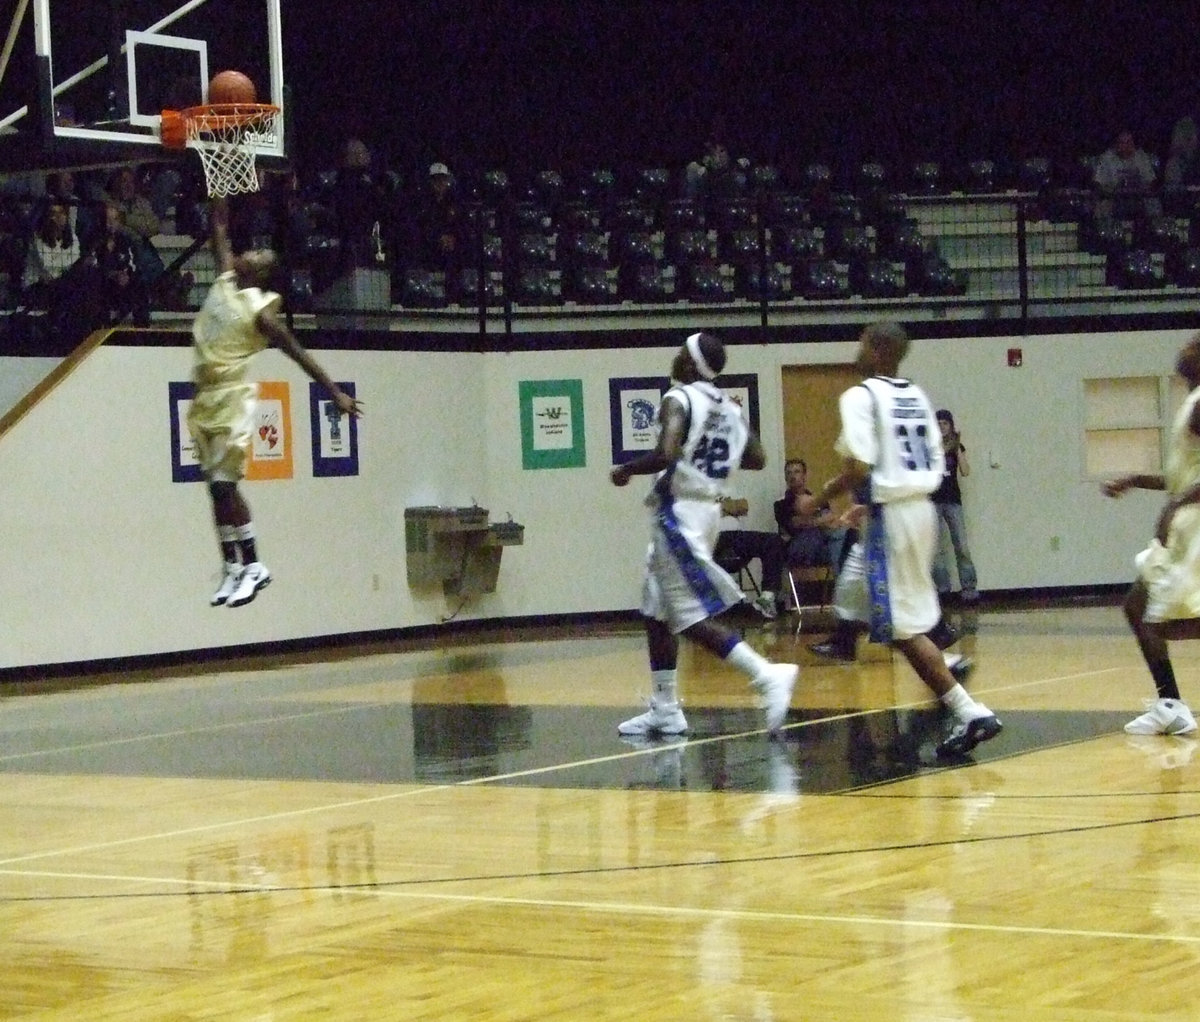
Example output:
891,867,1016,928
2,598,1199,1021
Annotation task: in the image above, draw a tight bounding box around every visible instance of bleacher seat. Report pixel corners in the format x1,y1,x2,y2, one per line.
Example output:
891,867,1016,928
766,192,808,228
457,268,504,305
721,227,762,264
624,263,677,302
608,199,655,232
827,222,876,262
681,262,735,302
1082,217,1133,257
1109,249,1164,289
560,230,609,267
577,167,616,205
558,203,602,232
1166,247,1200,287
877,218,928,262
661,198,705,232
400,268,448,308
480,170,510,205
854,161,888,197
1019,157,1052,192
513,267,563,305
851,258,908,298
613,230,660,265
775,225,825,263
566,265,619,303
750,164,780,191
533,169,564,210
738,261,793,300
799,259,851,300
964,159,998,193
910,161,942,194
633,167,671,205
513,201,552,232
667,228,717,266
1136,216,1189,254
803,163,833,192
715,198,755,231
915,254,968,296
516,232,557,268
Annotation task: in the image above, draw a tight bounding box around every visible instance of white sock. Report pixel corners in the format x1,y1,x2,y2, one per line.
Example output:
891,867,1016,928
726,641,771,679
650,669,678,705
941,683,990,723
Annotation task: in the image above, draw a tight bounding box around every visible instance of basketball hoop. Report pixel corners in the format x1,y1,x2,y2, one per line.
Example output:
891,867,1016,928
161,103,281,197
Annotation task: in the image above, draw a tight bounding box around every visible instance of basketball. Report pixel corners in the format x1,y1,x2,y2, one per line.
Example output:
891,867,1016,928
208,70,257,105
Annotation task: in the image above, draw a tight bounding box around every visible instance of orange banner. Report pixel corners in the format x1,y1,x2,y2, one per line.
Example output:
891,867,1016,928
246,381,293,481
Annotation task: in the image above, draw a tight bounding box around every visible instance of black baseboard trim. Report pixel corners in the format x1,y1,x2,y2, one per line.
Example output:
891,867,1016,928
0,586,1130,685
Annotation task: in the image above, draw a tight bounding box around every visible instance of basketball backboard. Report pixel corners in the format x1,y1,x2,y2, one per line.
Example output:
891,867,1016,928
0,0,284,172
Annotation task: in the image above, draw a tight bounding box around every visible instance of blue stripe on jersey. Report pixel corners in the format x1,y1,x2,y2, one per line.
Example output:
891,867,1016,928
656,495,727,617
865,502,893,643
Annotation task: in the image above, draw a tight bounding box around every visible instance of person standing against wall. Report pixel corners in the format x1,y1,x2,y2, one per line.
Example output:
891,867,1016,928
931,409,979,605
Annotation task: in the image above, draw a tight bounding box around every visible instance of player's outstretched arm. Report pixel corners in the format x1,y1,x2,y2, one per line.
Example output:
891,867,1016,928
1102,473,1166,497
208,197,235,275
259,313,364,418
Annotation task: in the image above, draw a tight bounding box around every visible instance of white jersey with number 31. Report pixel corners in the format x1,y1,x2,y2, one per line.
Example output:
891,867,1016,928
836,376,944,502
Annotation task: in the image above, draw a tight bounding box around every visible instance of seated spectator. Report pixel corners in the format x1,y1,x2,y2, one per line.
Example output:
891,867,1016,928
91,201,149,326
713,497,787,619
1093,129,1162,220
774,458,849,574
1164,115,1200,198
332,137,388,270
22,200,80,295
104,166,166,287
415,161,461,275
21,199,106,340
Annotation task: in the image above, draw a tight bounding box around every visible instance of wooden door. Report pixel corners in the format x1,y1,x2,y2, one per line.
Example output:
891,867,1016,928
781,362,861,506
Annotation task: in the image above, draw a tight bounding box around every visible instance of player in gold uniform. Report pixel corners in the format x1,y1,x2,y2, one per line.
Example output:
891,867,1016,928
1104,332,1200,735
188,197,362,607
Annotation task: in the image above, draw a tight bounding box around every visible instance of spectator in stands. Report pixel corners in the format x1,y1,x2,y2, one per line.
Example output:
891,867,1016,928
104,166,166,288
1093,129,1161,220
21,200,80,294
1164,115,1200,202
21,200,105,340
91,201,149,326
332,137,388,270
415,161,461,275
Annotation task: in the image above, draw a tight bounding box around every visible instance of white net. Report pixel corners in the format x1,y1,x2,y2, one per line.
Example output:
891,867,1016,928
183,105,281,197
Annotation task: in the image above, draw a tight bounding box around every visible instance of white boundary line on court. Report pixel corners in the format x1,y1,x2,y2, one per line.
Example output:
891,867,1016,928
1,866,1197,947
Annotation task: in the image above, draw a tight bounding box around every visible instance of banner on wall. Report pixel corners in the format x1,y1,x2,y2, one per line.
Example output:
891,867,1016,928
608,375,668,464
168,380,294,483
519,378,586,469
310,381,359,477
168,380,202,483
721,373,761,435
246,381,293,480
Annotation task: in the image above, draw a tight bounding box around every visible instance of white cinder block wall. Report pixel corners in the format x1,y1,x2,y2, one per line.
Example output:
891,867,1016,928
0,326,1184,669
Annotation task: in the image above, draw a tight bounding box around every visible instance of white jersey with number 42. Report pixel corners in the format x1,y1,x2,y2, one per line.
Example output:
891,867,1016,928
836,376,944,502
651,380,750,503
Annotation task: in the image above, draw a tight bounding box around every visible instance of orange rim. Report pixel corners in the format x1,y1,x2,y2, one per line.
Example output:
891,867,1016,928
179,102,280,132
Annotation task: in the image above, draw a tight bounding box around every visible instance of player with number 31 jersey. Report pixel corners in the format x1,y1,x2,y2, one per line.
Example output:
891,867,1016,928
836,376,944,501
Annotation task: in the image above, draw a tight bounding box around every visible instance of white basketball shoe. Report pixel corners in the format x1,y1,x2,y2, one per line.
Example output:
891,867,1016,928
227,562,272,608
